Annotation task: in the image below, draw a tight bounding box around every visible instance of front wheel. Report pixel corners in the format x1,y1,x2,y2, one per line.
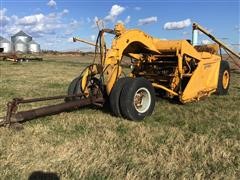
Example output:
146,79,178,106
120,77,156,121
65,76,82,101
65,76,103,101
216,60,230,95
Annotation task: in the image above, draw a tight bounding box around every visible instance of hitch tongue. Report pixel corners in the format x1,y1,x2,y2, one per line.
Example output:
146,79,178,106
0,94,104,127
0,99,20,127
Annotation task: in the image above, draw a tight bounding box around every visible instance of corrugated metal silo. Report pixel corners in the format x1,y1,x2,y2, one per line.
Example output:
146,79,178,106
11,31,32,44
0,37,13,53
14,40,28,53
28,40,41,53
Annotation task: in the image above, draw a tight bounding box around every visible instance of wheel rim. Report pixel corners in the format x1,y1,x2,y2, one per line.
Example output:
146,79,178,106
222,70,230,89
134,87,151,113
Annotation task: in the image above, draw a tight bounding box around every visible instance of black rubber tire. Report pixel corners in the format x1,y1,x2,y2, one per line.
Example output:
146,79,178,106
68,77,82,96
216,60,230,95
120,77,156,121
65,76,82,101
66,76,103,102
109,77,133,117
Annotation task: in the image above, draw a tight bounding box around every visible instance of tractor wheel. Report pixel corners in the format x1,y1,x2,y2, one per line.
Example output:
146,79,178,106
66,76,102,101
65,76,82,101
120,77,155,121
216,60,230,95
109,77,133,117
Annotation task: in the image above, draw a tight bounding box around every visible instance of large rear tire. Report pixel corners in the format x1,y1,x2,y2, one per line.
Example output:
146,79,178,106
109,77,133,117
216,60,230,95
120,77,155,121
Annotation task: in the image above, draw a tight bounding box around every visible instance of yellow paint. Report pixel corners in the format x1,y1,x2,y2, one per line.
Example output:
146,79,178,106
106,65,122,94
77,23,223,103
181,57,220,102
222,70,230,89
81,64,101,94
152,83,178,96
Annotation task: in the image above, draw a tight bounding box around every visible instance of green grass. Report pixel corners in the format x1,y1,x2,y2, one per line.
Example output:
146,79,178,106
0,55,239,179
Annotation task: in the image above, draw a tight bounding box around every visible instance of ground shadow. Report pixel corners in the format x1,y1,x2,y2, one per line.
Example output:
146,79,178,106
28,171,60,180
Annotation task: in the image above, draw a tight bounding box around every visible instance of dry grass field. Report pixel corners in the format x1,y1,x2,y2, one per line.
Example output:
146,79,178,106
0,55,239,179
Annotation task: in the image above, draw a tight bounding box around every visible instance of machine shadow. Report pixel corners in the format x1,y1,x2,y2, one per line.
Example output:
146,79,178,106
28,171,60,180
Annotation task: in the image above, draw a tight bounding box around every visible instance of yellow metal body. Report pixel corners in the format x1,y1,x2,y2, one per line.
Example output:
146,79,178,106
80,23,222,103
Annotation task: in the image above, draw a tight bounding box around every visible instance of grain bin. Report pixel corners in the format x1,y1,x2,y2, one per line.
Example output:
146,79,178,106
11,31,32,44
14,39,28,53
0,37,13,53
28,40,40,53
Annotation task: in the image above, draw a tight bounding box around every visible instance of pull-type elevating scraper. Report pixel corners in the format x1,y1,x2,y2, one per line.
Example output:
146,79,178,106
0,22,239,127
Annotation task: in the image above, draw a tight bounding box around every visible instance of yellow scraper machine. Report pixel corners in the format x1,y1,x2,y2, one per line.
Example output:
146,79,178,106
1,22,239,127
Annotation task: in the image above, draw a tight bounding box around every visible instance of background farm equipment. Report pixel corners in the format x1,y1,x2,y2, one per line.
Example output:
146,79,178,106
0,22,239,127
0,48,43,62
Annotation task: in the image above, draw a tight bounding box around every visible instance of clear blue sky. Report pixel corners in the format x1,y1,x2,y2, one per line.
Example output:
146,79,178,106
1,0,239,51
